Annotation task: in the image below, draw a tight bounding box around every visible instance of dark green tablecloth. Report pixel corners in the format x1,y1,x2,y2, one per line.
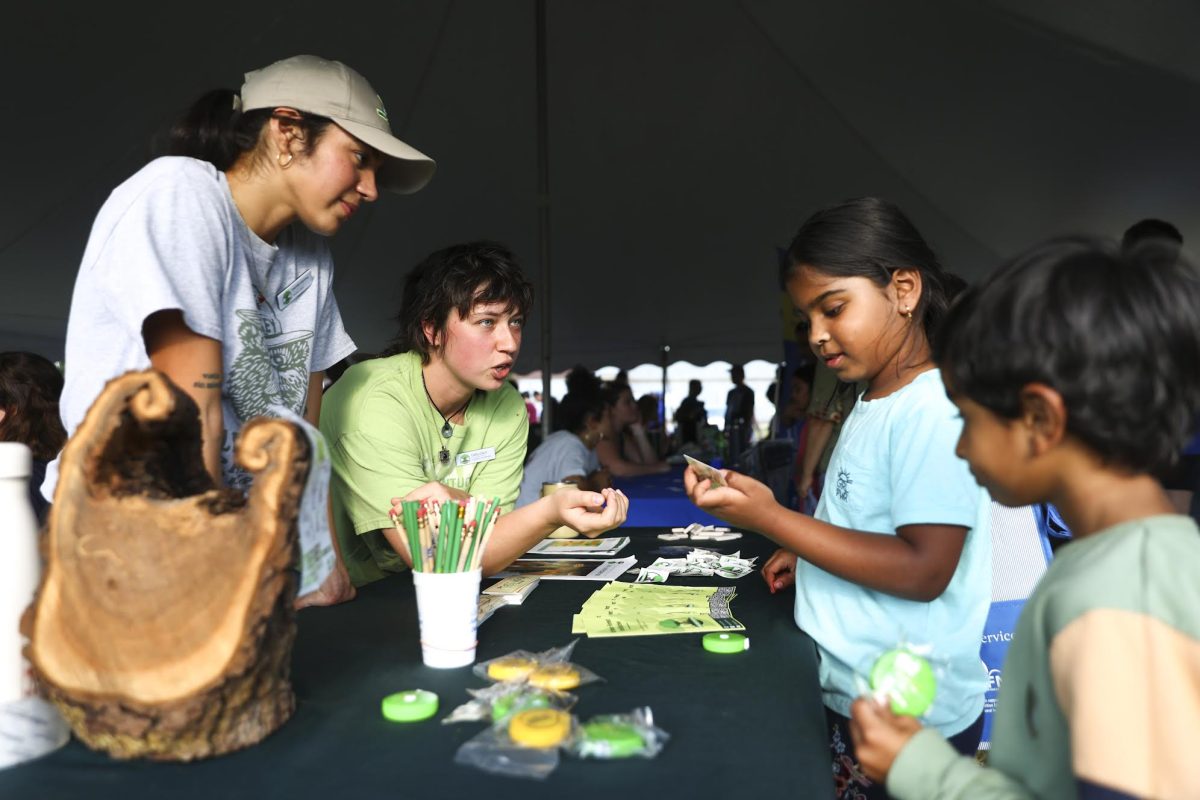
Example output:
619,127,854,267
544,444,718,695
0,529,833,799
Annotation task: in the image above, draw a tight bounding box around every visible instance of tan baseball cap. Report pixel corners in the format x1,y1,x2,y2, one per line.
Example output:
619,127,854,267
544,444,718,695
241,55,435,194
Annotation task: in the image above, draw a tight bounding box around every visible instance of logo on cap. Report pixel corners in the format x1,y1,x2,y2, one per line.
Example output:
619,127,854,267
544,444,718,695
375,95,389,122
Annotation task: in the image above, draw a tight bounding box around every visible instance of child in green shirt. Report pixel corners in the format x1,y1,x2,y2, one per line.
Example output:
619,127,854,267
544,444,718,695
850,236,1200,799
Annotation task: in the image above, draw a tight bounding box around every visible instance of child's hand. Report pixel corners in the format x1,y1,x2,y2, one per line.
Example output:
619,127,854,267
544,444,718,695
848,696,923,783
684,466,778,531
761,548,797,593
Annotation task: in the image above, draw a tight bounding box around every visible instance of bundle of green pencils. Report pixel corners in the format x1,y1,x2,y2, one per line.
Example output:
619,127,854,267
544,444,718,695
390,496,502,573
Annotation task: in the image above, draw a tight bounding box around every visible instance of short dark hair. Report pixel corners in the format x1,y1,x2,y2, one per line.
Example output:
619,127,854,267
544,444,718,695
387,241,534,363
934,235,1200,474
785,196,954,340
0,352,67,462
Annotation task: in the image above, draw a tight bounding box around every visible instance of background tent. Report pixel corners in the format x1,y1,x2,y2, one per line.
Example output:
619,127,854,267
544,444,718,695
3,0,1200,372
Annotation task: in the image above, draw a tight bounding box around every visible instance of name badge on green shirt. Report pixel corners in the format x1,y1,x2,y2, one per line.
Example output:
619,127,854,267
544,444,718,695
456,447,496,466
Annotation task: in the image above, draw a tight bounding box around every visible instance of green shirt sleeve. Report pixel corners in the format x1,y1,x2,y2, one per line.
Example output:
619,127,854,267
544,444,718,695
888,729,1036,800
332,374,436,534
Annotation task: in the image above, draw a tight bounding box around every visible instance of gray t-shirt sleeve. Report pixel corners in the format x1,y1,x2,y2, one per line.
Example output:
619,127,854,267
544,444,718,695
92,161,230,342
310,265,355,372
516,432,590,507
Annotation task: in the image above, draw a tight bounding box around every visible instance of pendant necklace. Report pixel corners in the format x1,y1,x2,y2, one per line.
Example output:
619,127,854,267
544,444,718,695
422,372,472,465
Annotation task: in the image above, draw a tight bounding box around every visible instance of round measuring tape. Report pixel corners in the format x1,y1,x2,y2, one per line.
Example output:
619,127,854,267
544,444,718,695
579,720,645,758
381,690,438,723
509,708,571,748
491,692,552,723
487,656,537,681
529,663,581,690
702,632,749,654
869,648,936,717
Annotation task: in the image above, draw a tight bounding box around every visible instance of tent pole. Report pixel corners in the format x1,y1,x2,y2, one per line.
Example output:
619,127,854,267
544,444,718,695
536,0,552,439
661,344,670,435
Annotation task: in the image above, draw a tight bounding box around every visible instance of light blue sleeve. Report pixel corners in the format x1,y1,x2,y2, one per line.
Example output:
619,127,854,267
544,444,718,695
888,383,979,530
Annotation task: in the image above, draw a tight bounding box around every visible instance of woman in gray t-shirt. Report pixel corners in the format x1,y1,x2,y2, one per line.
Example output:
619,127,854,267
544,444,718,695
51,55,436,607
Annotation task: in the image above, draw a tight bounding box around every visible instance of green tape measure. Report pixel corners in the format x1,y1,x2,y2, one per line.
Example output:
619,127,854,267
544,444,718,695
579,721,646,758
869,649,936,717
702,632,749,654
381,690,438,722
492,692,552,723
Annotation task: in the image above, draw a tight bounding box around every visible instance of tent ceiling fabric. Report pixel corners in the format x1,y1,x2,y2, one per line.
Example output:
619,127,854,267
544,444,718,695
3,1,1200,371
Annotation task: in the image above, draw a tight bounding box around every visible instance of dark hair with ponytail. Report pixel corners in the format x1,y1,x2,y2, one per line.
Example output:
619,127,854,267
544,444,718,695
157,89,334,170
784,197,954,340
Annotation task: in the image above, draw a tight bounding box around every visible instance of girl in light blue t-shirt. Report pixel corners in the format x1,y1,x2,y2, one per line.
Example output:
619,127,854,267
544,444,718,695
686,197,991,800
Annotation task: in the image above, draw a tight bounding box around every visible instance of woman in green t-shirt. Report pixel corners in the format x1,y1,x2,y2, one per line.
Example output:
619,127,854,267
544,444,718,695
321,241,628,586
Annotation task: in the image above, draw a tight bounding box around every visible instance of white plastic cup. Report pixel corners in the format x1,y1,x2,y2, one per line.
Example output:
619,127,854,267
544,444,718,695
412,569,482,668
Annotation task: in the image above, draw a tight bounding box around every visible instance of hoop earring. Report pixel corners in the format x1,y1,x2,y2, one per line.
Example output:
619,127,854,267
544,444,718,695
278,151,294,168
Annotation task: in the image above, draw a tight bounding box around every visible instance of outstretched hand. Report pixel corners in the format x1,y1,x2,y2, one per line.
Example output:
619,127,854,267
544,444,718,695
554,487,629,537
683,466,780,532
848,697,923,783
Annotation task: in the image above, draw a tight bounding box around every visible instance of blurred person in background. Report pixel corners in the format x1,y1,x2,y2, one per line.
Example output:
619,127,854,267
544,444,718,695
725,364,755,462
516,381,613,507
596,381,669,476
0,352,67,524
636,392,670,458
674,379,706,447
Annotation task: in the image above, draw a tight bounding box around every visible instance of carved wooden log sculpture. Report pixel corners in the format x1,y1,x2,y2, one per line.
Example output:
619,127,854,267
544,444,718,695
22,369,309,760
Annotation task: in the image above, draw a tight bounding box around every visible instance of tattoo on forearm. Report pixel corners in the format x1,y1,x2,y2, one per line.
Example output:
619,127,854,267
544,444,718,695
193,372,223,390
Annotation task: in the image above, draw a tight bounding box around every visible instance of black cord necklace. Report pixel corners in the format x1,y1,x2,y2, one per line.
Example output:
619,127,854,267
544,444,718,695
422,372,472,465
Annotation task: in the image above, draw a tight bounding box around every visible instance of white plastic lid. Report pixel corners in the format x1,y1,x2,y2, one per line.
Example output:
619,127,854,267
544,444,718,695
0,442,32,479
